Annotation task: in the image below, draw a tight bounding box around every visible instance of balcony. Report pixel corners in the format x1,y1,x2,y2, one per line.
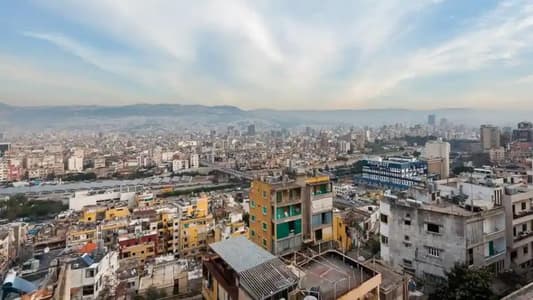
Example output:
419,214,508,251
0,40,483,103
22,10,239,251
514,231,533,242
485,249,505,264
483,228,505,241
513,209,533,222
311,191,333,201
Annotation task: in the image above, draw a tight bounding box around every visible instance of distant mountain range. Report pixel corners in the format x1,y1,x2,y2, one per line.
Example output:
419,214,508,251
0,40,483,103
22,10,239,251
0,102,530,131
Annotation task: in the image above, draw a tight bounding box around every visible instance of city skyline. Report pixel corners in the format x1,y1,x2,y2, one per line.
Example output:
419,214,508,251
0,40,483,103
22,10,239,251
1,1,533,110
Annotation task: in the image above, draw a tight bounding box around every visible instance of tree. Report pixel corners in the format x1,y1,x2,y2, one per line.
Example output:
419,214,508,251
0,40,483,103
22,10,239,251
453,166,474,175
430,264,494,300
242,212,250,227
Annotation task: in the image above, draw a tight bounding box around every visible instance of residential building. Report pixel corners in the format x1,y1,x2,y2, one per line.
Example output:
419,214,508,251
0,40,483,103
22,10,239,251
68,156,84,172
249,174,334,255
380,185,507,284
202,237,299,300
56,250,119,300
176,197,214,257
0,158,7,182
172,159,189,172
189,153,200,169
93,157,106,169
481,125,501,152
423,139,450,179
304,175,334,245
490,147,506,163
504,184,533,269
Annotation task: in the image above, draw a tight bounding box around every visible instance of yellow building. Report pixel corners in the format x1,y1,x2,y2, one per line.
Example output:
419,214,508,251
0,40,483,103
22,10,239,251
333,212,353,253
249,180,276,252
119,242,156,264
249,174,333,255
105,206,130,220
80,204,130,223
160,210,180,254
80,205,106,223
178,197,213,257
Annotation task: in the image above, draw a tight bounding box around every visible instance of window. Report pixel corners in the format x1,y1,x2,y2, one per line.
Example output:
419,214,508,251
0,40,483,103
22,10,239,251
511,251,517,260
524,245,529,255
262,238,267,247
276,191,282,202
404,219,411,226
523,224,527,232
427,223,440,234
251,230,255,237
82,285,94,296
380,214,388,224
262,207,267,216
85,269,95,278
381,235,388,245
427,246,442,257
262,222,267,231
250,200,256,208
403,259,412,266
251,215,256,222
468,248,474,266
404,235,410,241
263,191,267,199
522,202,527,210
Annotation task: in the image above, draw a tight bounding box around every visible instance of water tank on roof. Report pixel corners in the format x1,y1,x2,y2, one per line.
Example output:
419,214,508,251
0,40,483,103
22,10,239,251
304,296,318,300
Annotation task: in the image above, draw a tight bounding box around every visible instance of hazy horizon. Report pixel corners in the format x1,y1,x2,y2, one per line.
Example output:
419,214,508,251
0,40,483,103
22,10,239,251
1,1,533,110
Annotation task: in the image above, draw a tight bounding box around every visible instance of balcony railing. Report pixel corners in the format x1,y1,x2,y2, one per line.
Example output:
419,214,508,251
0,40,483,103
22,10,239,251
485,249,505,260
513,209,533,220
514,231,533,242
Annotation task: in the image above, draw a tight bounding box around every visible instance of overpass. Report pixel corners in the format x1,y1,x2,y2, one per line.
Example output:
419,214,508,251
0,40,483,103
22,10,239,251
201,161,254,181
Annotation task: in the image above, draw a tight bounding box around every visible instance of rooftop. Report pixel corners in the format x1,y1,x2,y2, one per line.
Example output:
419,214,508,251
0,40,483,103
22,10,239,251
297,250,379,300
239,258,298,300
209,236,275,273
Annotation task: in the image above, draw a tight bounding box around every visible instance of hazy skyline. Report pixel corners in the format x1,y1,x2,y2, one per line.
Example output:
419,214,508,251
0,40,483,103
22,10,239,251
1,1,533,110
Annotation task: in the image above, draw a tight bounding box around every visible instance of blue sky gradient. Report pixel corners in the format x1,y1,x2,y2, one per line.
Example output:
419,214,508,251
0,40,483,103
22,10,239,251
1,0,533,109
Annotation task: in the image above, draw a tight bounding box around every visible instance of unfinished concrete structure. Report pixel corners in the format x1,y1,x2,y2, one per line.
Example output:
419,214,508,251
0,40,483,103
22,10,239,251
380,184,507,283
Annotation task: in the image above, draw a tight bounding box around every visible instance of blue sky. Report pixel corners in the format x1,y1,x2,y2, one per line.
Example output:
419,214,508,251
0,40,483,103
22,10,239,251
1,0,533,110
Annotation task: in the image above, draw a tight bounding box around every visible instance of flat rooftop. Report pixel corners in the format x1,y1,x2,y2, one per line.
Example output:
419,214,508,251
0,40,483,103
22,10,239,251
363,259,406,293
298,251,378,300
209,236,275,273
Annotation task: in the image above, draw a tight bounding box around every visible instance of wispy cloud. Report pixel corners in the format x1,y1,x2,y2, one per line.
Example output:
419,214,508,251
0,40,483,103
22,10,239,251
2,0,533,108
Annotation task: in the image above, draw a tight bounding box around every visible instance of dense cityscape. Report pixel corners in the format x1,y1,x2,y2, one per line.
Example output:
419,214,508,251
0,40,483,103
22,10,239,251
3,1,533,300
0,116,532,299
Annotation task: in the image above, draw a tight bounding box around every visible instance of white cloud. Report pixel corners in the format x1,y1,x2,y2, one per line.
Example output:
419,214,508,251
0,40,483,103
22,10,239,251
335,0,533,108
6,0,533,109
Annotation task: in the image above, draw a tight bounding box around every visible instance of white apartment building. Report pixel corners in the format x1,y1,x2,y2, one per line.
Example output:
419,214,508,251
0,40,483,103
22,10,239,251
189,153,200,169
60,251,119,300
172,159,190,172
504,184,533,269
68,156,84,172
380,185,507,284
69,190,137,210
0,158,8,182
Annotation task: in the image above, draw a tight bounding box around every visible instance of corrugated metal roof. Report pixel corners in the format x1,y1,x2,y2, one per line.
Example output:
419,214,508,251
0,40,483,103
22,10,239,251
209,236,275,273
239,258,298,300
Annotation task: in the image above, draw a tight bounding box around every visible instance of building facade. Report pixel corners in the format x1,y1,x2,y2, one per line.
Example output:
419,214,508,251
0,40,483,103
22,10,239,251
380,187,507,284
357,157,428,190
